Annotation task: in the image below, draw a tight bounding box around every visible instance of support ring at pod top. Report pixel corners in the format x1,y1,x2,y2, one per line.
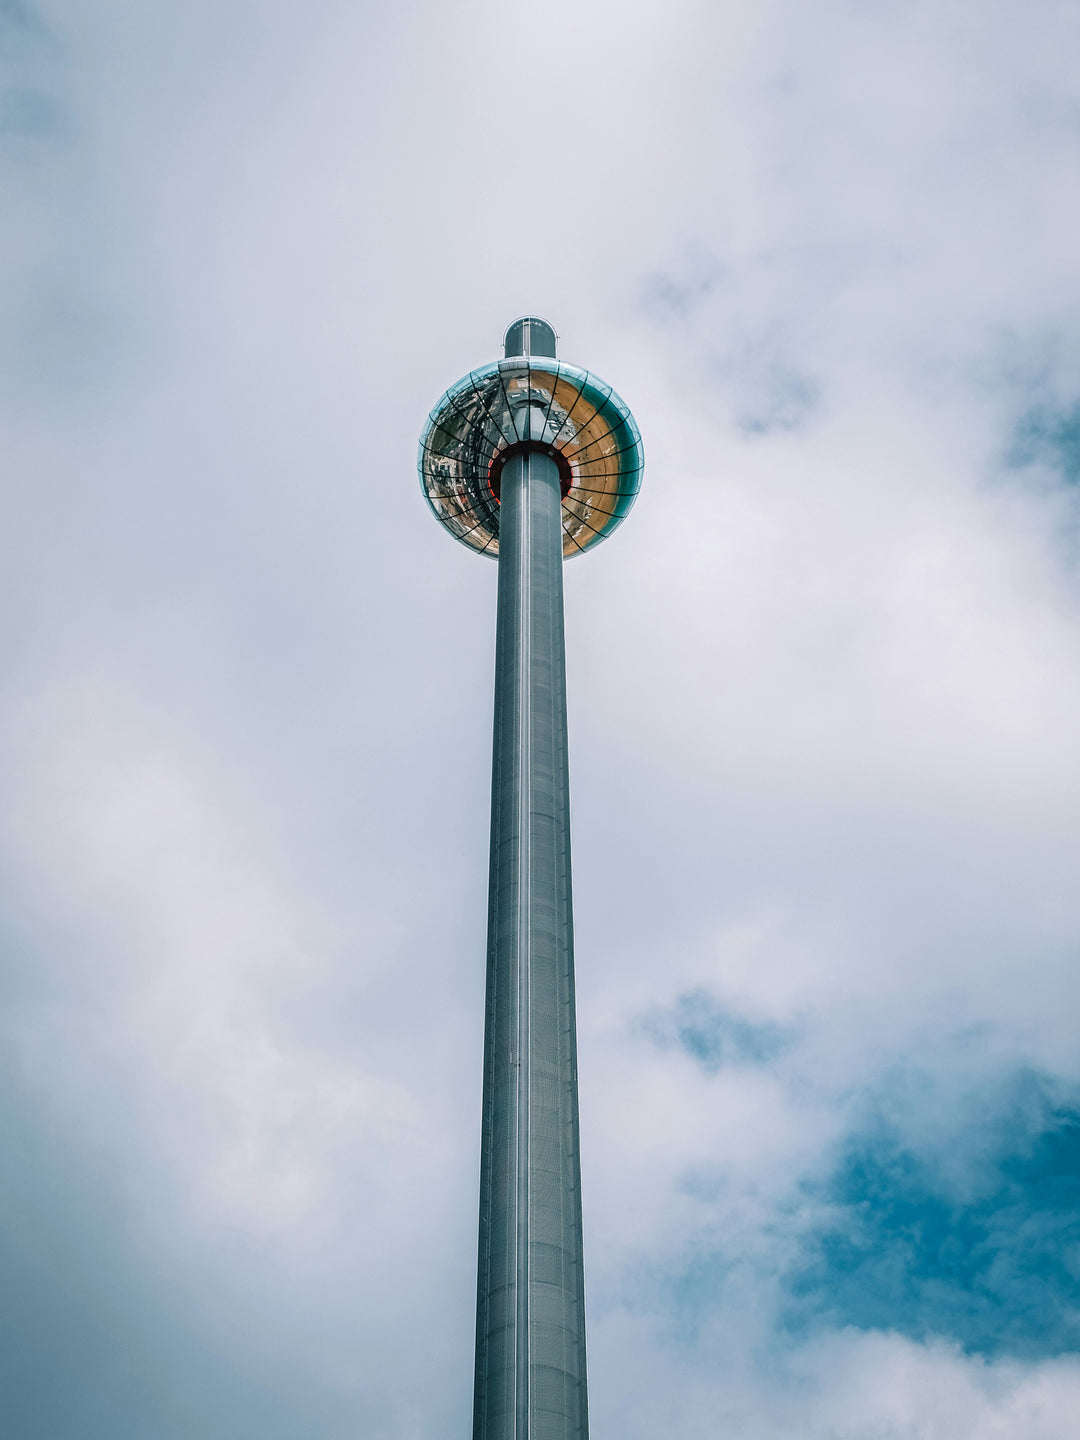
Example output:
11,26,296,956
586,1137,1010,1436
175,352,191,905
418,318,644,559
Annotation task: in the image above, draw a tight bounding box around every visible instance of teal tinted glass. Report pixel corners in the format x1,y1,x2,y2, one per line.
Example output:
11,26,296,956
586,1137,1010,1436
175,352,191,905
418,358,643,559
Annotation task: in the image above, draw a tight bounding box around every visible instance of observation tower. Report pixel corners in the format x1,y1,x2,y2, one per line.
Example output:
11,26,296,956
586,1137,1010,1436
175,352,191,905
419,318,643,1440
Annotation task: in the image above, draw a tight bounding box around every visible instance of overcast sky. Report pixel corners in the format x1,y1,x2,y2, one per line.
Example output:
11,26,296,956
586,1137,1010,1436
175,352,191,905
3,2,1080,1436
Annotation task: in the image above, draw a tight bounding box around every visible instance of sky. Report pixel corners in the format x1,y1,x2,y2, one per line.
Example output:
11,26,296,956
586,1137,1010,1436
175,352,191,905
2,1,1080,1436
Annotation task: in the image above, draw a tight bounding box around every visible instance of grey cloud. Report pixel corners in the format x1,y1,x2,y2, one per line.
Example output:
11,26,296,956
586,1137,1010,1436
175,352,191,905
642,989,791,1071
4,1,1080,1437
0,1,44,37
1008,401,1080,487
730,352,820,436
640,251,724,324
0,88,69,141
639,249,825,435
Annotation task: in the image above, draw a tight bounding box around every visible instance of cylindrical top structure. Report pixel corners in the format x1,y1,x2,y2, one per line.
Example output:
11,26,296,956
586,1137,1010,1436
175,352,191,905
503,316,558,359
418,332,643,559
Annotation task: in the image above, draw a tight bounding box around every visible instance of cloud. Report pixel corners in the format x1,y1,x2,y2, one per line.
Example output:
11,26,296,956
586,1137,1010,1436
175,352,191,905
2,0,1080,1435
1009,401,1080,488
642,989,791,1070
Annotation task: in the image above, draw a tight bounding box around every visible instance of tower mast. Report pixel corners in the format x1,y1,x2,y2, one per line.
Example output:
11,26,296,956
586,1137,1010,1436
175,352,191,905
419,319,643,1440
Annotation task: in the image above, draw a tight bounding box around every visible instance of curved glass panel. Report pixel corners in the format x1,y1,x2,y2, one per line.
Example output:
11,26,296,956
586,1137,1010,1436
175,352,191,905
418,357,644,558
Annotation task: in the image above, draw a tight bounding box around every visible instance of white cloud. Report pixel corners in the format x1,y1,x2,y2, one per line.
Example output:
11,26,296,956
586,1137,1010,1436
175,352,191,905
2,0,1080,1434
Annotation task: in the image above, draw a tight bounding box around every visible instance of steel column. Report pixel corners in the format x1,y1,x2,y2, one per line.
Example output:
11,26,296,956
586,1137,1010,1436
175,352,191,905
473,449,588,1440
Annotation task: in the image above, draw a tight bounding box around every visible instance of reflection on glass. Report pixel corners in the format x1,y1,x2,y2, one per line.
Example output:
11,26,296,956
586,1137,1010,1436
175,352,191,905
418,359,643,558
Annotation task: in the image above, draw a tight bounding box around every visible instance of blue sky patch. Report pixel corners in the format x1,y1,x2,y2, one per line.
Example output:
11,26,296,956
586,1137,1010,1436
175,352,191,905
783,1074,1080,1358
643,990,790,1072
1008,401,1080,485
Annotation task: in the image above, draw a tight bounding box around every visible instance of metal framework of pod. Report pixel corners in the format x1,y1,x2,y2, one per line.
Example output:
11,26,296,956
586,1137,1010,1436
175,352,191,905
419,319,643,1440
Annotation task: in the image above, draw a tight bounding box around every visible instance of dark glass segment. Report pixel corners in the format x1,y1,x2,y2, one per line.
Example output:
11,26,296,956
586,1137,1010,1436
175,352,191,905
418,357,644,559
504,316,559,359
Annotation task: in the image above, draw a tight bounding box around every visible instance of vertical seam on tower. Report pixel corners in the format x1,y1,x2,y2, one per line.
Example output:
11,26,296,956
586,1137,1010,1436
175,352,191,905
517,452,532,1440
